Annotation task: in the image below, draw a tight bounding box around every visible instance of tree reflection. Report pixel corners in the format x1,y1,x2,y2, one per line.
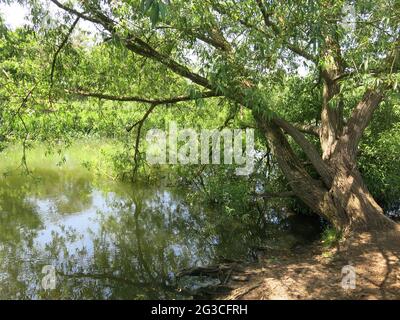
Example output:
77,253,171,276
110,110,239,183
0,172,274,299
0,169,94,299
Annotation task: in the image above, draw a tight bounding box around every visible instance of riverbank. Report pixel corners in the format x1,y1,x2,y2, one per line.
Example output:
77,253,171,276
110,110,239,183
1,141,399,299
217,231,400,299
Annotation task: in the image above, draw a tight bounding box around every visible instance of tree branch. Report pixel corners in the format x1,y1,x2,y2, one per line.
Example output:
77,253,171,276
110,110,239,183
254,0,316,63
66,89,220,104
335,37,398,158
50,0,103,24
255,115,344,225
206,1,316,63
273,117,333,187
193,29,233,53
131,103,157,175
123,37,212,89
255,0,278,33
293,123,320,137
126,103,153,134
343,89,383,155
49,16,80,97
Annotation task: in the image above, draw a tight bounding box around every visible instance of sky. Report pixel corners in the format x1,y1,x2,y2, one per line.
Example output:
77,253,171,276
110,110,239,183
0,2,29,29
0,1,99,36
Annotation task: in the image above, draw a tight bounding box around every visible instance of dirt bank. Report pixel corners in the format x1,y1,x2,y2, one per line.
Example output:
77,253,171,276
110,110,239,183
214,231,400,300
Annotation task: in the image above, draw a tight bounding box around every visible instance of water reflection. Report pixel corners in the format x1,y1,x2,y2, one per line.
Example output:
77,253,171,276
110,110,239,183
0,168,321,299
0,169,269,299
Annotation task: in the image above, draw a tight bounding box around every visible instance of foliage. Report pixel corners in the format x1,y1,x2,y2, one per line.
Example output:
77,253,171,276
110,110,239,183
0,0,399,226
321,227,342,248
358,95,400,207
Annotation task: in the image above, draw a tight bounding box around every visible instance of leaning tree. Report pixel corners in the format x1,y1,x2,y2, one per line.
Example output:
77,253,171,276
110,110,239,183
33,0,399,235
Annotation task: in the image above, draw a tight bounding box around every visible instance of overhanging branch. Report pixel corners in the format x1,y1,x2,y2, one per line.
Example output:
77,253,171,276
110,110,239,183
49,16,80,99
65,89,220,104
50,0,104,24
131,103,157,175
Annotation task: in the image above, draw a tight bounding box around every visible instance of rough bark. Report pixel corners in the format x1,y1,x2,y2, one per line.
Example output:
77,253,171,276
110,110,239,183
327,150,397,233
256,96,399,235
255,113,348,230
319,35,345,161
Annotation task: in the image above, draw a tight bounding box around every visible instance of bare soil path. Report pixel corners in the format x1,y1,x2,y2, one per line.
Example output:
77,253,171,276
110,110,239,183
220,232,400,300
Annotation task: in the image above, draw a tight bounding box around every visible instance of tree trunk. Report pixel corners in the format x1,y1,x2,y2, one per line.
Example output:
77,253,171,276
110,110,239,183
326,143,398,233
255,112,399,236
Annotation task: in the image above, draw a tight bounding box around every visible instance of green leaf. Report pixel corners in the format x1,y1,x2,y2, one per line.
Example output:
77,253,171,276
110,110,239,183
149,1,160,26
159,1,167,20
141,0,154,13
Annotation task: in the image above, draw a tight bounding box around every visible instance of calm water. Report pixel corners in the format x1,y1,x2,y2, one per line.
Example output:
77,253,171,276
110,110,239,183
0,167,321,299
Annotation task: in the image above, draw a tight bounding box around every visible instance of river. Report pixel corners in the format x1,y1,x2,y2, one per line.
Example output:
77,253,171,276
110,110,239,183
0,145,322,299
